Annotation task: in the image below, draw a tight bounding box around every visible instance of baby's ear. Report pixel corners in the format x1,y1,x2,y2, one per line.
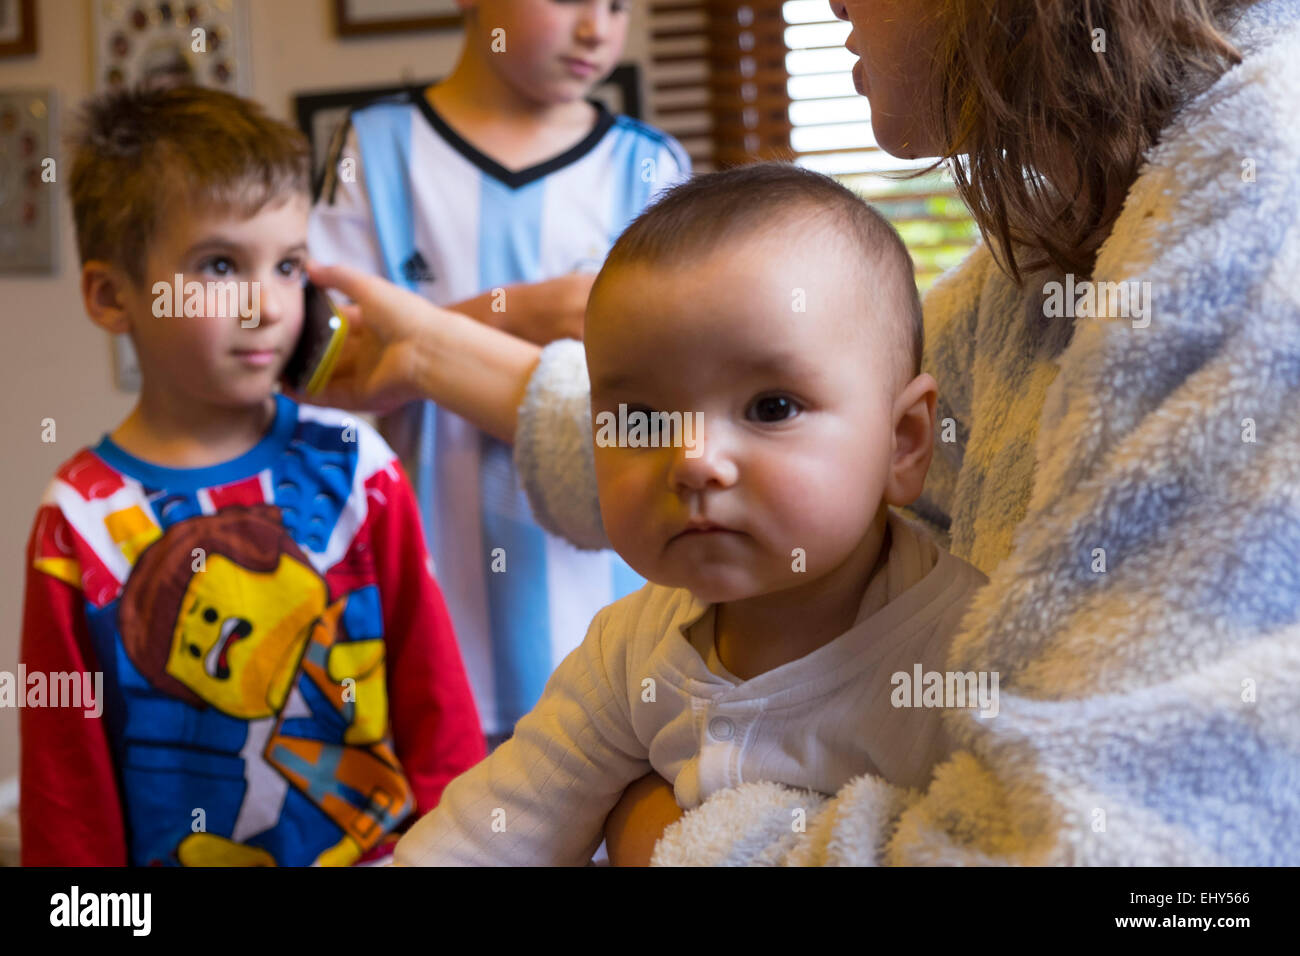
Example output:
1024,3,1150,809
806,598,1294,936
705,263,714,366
884,373,938,507
81,261,133,335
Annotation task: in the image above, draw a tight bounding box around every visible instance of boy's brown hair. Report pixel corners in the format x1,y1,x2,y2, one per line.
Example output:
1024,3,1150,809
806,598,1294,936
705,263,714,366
68,84,312,285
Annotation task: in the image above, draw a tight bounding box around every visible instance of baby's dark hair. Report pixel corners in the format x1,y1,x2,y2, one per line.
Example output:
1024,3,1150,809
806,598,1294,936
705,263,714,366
68,84,312,286
594,161,924,385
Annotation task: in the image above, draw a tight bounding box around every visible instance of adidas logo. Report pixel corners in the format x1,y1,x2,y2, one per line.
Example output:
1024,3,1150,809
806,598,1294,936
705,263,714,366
401,251,434,284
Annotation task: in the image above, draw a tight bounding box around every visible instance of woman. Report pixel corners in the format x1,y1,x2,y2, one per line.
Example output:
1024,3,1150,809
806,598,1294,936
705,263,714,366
305,0,1300,864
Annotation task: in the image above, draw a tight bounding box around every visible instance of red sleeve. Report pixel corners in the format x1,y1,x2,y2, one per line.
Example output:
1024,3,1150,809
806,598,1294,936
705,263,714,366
19,507,128,866
369,462,487,817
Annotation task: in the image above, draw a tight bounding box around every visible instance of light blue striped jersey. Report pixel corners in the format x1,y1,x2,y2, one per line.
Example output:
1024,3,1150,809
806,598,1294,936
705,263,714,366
308,88,691,734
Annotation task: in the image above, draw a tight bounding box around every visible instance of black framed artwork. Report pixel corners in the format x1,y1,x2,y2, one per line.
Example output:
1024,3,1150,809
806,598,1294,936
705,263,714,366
334,0,461,37
0,0,36,57
294,64,644,186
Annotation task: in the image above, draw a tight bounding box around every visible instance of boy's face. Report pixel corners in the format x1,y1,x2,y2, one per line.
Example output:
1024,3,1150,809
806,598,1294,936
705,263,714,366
466,0,630,104
587,228,905,604
118,195,309,409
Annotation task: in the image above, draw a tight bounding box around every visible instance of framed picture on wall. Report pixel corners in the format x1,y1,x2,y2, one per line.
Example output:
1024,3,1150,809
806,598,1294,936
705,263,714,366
335,0,461,37
92,0,252,95
0,0,37,57
0,89,57,274
294,64,643,187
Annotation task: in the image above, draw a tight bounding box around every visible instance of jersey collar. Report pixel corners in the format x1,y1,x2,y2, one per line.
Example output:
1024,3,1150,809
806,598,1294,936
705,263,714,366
411,87,617,191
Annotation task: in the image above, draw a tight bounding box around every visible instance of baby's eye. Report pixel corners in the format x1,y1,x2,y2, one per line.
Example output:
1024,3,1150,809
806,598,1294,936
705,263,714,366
746,394,801,424
198,255,236,277
625,404,675,444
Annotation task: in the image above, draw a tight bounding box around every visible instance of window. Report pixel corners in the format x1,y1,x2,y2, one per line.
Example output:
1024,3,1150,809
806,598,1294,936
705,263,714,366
645,1,792,172
645,1,978,292
782,1,977,291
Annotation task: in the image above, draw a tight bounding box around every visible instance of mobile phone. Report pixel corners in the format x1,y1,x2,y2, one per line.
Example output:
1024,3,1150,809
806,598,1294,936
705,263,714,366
283,280,348,396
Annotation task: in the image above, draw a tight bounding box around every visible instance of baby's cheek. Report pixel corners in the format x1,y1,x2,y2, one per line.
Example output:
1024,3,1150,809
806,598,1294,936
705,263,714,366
764,458,876,549
595,465,654,545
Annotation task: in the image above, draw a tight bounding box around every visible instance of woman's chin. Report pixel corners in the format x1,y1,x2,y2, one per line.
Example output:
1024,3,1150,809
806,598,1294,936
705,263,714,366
872,115,940,162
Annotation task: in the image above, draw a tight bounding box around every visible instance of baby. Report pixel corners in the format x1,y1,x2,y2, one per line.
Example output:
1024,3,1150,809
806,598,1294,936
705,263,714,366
395,162,989,866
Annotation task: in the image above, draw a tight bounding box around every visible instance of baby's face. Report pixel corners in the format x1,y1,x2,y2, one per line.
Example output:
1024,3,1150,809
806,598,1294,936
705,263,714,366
119,195,309,410
587,231,902,604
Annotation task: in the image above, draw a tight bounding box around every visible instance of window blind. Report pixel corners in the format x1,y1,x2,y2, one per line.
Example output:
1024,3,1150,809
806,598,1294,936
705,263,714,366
646,1,792,173
645,1,978,291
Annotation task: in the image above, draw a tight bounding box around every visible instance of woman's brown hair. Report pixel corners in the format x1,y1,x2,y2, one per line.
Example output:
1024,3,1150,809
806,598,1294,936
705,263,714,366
919,0,1262,285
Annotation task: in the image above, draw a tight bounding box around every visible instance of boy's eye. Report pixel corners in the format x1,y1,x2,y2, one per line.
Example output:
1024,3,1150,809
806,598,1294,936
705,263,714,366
277,257,303,279
555,0,628,10
746,395,801,424
199,255,236,277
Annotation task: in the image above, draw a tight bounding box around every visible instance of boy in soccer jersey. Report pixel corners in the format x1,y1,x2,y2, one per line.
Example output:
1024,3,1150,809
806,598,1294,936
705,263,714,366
308,0,692,752
18,85,484,866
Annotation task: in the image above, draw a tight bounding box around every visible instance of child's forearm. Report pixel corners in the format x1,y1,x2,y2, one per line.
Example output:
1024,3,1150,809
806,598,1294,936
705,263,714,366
450,274,593,345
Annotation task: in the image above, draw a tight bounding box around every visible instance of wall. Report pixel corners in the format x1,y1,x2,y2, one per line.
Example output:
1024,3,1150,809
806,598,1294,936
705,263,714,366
0,0,652,783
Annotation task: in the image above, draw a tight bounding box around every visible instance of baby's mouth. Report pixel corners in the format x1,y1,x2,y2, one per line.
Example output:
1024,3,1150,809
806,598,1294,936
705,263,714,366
205,617,253,680
671,519,742,543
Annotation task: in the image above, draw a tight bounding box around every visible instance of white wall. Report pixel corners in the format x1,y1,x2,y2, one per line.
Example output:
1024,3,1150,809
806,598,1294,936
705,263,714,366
0,0,651,782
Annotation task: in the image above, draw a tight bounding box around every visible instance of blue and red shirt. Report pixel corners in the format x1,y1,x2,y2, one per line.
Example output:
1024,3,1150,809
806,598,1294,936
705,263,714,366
19,395,485,866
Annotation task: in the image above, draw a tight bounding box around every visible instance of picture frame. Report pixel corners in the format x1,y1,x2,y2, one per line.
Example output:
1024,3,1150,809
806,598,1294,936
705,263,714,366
0,0,36,57
92,0,252,96
294,64,643,188
334,0,461,37
0,88,57,274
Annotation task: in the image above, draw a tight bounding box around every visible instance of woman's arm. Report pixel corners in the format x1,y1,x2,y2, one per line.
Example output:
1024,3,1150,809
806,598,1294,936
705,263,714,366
303,261,610,549
603,772,684,867
303,261,541,444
